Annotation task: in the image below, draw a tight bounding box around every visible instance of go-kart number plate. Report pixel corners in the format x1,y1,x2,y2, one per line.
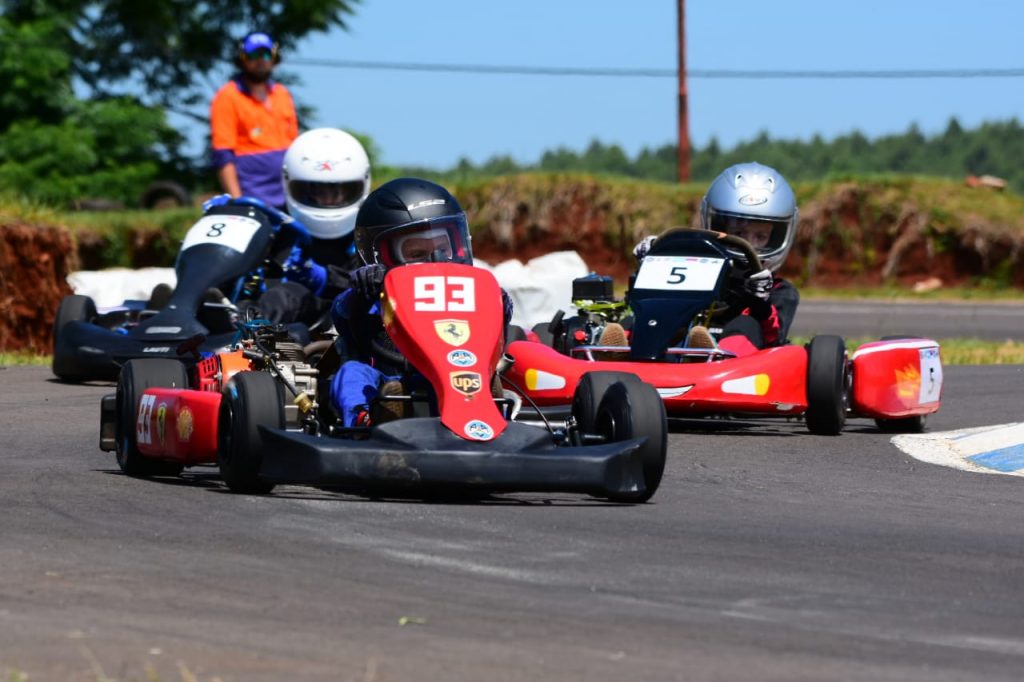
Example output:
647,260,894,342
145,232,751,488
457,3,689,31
634,255,725,292
181,215,262,254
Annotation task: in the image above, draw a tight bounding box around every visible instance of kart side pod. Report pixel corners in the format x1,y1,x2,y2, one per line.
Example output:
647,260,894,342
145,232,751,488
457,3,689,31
850,339,943,419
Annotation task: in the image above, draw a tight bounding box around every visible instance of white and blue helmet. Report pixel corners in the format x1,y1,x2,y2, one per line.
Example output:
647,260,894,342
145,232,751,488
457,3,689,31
699,162,798,272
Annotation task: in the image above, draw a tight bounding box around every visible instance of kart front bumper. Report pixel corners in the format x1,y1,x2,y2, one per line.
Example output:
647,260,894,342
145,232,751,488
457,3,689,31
258,418,651,498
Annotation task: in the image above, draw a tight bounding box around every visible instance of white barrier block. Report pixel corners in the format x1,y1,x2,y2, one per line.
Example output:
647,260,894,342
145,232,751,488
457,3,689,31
67,267,176,309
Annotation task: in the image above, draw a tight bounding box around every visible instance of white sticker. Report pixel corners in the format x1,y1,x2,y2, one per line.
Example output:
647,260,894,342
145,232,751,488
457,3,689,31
918,347,943,404
634,256,725,292
136,393,156,445
180,214,263,254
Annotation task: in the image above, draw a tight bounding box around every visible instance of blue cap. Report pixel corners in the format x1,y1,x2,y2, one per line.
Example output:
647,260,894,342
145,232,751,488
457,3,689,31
242,32,275,52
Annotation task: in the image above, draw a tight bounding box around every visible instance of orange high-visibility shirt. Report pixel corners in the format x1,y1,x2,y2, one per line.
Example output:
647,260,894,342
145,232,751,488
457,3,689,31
210,79,299,206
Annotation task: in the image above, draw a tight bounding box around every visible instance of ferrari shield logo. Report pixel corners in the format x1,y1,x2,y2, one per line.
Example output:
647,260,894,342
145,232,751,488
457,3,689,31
435,319,470,347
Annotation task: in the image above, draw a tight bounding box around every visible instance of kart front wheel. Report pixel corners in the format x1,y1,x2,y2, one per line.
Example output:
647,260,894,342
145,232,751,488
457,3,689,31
218,371,283,494
805,335,849,436
115,359,189,477
571,371,643,436
594,380,667,503
52,294,97,381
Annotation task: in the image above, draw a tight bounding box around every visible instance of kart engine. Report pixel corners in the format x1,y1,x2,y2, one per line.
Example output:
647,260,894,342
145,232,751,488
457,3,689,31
563,274,628,347
196,324,319,429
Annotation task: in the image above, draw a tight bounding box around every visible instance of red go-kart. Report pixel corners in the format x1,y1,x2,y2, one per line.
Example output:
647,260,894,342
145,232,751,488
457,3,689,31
99,262,669,502
504,229,942,435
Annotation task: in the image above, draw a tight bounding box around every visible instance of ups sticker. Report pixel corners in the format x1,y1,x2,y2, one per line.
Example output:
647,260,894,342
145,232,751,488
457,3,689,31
450,371,482,397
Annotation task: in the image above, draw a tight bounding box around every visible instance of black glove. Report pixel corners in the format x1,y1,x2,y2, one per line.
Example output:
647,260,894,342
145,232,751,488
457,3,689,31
740,268,773,319
352,264,386,303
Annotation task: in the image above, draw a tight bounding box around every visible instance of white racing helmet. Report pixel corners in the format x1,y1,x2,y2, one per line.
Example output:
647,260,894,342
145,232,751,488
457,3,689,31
699,162,798,272
282,128,371,239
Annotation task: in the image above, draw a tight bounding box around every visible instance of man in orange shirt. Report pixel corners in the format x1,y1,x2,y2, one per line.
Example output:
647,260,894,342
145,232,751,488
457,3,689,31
210,31,299,209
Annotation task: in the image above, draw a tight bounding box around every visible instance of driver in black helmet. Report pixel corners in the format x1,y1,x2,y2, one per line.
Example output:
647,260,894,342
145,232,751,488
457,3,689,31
327,177,512,427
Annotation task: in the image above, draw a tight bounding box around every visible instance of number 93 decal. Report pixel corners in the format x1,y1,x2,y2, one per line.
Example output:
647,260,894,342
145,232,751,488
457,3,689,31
413,276,476,312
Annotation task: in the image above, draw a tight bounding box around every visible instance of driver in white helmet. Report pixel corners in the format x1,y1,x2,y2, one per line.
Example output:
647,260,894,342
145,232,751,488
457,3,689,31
630,161,800,354
251,127,372,324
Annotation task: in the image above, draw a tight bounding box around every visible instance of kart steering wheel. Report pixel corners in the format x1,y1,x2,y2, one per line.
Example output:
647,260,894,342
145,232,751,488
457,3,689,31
707,230,764,275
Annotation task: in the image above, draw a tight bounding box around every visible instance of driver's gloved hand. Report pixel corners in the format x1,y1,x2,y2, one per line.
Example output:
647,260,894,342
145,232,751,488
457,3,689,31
202,193,233,213
352,264,386,303
743,268,773,302
741,268,774,319
632,235,657,263
282,247,327,297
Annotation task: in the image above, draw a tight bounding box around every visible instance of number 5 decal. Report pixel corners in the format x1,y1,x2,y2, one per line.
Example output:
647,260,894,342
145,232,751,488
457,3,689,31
666,266,686,284
414,276,476,312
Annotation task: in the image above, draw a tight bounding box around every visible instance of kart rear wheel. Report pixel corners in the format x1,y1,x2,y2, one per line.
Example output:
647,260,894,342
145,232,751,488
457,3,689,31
875,415,927,433
52,294,97,381
594,380,667,503
805,335,849,436
572,371,643,436
531,322,555,347
506,324,527,345
218,371,283,494
115,359,189,477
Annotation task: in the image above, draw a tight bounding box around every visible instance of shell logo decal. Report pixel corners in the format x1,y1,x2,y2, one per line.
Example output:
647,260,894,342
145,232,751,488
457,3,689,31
721,374,771,396
895,364,921,400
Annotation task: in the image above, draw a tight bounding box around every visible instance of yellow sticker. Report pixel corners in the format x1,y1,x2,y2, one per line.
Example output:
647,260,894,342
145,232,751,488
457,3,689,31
435,319,470,347
177,405,194,442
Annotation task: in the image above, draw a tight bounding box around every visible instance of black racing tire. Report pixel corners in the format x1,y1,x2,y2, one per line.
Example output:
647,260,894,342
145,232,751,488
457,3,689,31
571,371,643,436
531,321,555,347
218,372,283,494
805,335,849,436
115,359,189,477
506,324,527,345
875,415,927,433
52,294,97,381
139,180,191,210
595,380,667,503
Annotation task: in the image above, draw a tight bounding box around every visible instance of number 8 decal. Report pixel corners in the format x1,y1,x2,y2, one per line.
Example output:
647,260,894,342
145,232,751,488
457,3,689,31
414,276,476,312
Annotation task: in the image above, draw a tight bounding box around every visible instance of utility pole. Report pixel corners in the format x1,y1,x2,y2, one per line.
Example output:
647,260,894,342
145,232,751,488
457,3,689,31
677,0,691,183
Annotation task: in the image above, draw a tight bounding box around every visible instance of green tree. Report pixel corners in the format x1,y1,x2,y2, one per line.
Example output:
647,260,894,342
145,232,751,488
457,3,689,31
0,1,360,205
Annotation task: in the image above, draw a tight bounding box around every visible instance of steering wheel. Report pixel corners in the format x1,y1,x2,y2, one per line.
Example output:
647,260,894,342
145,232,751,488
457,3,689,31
646,228,764,318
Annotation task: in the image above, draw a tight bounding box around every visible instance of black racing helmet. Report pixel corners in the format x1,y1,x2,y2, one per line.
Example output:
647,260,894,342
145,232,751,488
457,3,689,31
353,178,473,268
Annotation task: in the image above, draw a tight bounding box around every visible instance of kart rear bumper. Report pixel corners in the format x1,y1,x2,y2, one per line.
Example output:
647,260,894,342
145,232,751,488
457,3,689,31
258,418,650,498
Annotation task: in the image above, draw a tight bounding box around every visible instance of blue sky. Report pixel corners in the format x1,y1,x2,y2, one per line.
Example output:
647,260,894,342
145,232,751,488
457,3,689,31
245,0,1023,168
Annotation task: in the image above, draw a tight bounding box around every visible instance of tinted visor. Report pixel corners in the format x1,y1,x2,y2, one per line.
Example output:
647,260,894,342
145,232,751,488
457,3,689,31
288,179,365,209
375,215,472,268
709,213,789,253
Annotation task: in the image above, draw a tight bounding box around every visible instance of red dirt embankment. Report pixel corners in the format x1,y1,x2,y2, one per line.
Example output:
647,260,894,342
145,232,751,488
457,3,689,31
2,177,1023,353
0,223,75,352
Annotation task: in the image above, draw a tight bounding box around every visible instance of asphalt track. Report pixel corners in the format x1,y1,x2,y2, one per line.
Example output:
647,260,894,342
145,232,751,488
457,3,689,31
2,363,1023,681
792,300,1024,341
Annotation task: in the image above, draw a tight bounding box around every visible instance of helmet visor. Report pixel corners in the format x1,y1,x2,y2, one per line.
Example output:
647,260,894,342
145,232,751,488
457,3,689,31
709,213,789,254
375,214,472,268
288,179,366,210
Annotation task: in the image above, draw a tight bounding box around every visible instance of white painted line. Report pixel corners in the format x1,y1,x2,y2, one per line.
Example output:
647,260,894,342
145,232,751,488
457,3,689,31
892,422,1024,477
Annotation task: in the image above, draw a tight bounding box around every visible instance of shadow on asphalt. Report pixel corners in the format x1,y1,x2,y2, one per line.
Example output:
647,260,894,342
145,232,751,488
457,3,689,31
95,468,636,507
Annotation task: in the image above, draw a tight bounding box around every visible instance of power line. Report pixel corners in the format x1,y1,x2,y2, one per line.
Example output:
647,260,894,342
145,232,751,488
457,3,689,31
289,58,1024,79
